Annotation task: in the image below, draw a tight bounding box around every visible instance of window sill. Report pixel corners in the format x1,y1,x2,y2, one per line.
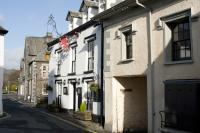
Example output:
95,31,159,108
83,70,94,74
68,72,76,76
164,60,193,65
160,127,192,133
118,59,134,64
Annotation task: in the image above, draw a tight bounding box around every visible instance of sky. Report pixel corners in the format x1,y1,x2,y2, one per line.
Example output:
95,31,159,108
0,0,82,69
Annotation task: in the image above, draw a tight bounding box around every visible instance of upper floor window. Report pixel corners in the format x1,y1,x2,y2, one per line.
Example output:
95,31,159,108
88,40,94,71
163,10,192,63
42,65,48,78
124,30,133,59
71,47,76,73
56,51,61,75
120,25,133,60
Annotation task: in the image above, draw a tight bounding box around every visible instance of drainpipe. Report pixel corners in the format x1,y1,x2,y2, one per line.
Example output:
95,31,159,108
100,21,105,127
135,1,155,133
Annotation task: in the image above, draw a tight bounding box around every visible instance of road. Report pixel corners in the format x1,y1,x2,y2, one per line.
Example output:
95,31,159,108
0,94,89,133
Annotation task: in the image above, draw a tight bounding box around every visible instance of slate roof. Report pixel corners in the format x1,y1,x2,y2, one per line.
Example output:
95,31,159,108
0,26,8,35
79,0,99,12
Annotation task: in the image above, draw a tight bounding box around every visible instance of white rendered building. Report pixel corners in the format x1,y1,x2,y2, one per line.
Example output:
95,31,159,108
0,26,8,116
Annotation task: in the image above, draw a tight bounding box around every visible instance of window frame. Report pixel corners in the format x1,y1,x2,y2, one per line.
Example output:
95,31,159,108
162,10,193,64
119,25,134,61
63,87,68,95
87,39,95,71
42,65,48,78
56,51,61,75
42,83,48,95
71,46,76,73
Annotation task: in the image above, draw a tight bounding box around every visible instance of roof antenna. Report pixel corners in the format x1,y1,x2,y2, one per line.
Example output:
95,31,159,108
47,14,62,37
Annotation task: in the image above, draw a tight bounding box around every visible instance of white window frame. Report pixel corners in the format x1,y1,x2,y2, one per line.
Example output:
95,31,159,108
119,25,134,61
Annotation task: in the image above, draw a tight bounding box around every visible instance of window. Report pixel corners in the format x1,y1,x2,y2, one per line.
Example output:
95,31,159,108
63,87,68,95
56,51,61,75
57,63,61,75
71,47,76,73
163,11,192,62
120,25,133,60
124,30,133,59
160,80,200,132
42,65,48,78
88,40,94,71
42,83,48,95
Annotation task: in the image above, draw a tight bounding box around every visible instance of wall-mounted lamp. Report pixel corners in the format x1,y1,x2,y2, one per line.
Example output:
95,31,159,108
77,78,81,85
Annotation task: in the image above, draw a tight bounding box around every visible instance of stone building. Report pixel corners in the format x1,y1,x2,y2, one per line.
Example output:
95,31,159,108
28,47,50,104
0,26,8,115
23,33,53,104
93,0,200,132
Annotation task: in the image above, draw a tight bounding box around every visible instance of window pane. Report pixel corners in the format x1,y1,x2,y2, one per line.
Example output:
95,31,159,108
184,23,189,30
170,16,191,61
174,26,178,33
173,32,178,41
184,31,190,40
127,45,132,59
88,40,94,70
72,48,76,61
185,49,191,58
72,61,76,73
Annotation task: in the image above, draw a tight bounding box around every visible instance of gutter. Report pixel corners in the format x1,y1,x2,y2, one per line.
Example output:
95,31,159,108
100,21,105,127
135,1,155,133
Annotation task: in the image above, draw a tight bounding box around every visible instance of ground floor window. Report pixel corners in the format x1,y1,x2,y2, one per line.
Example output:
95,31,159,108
42,83,48,95
160,80,200,132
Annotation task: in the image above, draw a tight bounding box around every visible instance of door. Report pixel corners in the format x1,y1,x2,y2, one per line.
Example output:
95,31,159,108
77,87,82,109
87,82,92,111
73,83,76,111
56,82,62,108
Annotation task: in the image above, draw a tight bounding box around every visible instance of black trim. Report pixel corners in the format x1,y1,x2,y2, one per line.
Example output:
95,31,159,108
54,74,61,77
0,26,8,35
84,34,96,42
82,76,94,83
68,72,76,76
55,79,62,84
54,48,62,54
70,42,77,47
100,22,105,127
83,70,94,74
68,78,77,84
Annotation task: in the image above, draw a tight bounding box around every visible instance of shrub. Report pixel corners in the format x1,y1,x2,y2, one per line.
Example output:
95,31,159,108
90,83,99,92
80,102,87,112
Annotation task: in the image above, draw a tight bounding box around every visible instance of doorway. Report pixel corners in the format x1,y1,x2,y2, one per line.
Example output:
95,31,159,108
72,83,76,111
77,87,82,109
56,81,62,108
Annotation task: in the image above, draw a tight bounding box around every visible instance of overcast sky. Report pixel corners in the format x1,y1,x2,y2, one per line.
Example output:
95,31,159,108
0,0,82,69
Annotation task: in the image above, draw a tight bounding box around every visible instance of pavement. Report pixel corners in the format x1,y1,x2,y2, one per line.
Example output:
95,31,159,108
0,94,92,133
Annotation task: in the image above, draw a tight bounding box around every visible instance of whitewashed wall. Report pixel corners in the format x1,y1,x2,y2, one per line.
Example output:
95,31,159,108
0,35,5,115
